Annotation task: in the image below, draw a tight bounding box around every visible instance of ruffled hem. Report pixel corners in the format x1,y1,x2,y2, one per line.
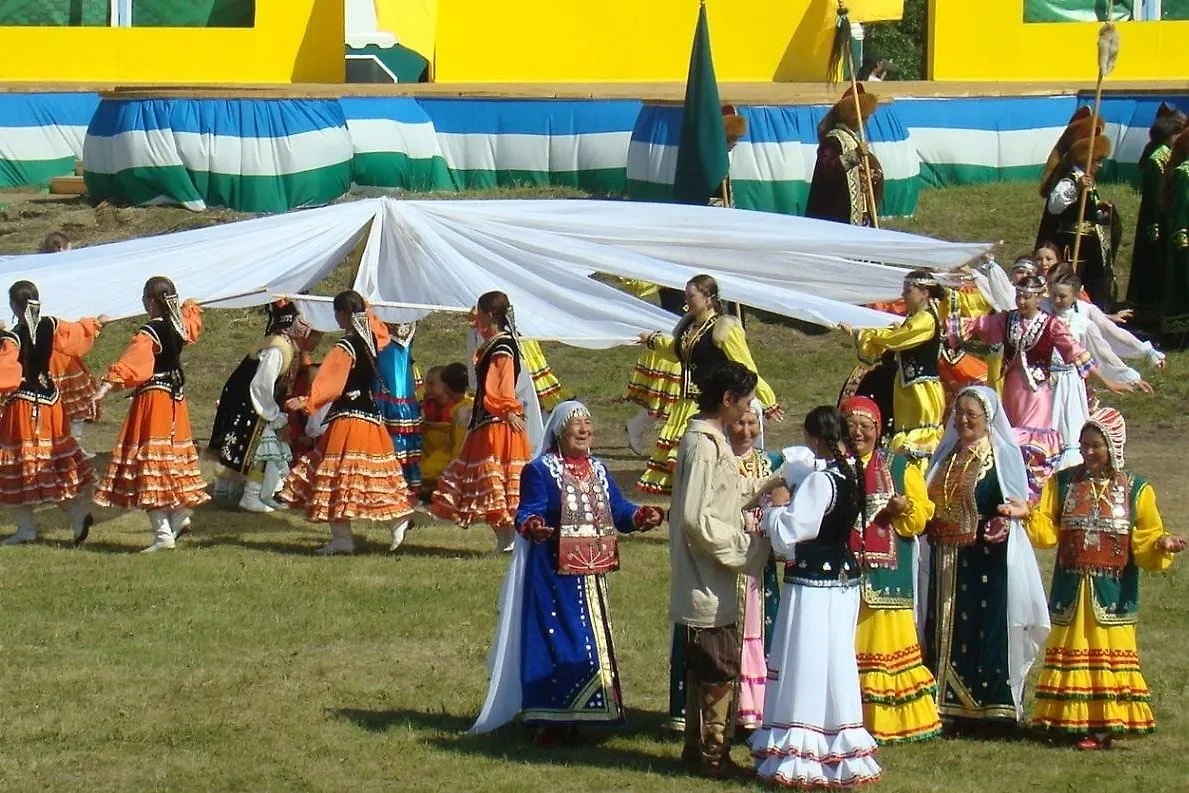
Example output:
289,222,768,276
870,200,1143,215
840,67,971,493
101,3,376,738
1031,698,1156,734
0,437,96,505
430,455,528,530
95,440,210,510
621,351,683,416
636,398,696,495
279,449,412,523
861,693,942,744
55,368,100,422
752,724,882,790
857,661,938,706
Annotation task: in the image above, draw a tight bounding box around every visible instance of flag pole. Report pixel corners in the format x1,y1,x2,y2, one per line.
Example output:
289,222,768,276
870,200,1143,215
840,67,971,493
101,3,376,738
1071,2,1119,271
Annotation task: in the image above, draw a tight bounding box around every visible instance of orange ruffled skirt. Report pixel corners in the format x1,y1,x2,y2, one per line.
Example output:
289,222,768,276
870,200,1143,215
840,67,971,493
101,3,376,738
95,390,211,511
0,397,95,505
430,420,531,530
279,415,412,523
53,361,101,423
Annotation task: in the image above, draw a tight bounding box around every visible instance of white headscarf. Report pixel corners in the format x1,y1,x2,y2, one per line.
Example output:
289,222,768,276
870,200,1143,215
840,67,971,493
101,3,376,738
536,400,590,457
922,384,1049,720
748,397,766,452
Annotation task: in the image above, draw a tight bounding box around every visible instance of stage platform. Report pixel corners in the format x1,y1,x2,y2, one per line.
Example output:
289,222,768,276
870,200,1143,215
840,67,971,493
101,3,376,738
2,79,1189,102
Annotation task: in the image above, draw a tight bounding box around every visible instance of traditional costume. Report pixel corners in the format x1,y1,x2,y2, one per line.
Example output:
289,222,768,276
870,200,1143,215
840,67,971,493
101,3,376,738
0,304,97,545
1163,132,1189,337
921,385,1049,726
375,322,422,495
1128,105,1186,321
431,324,533,545
637,311,779,495
959,304,1097,498
806,83,884,226
1026,408,1178,745
419,391,473,492
620,276,684,455
207,300,310,513
468,402,660,737
95,299,209,551
1038,131,1119,308
278,309,412,554
840,396,942,745
1045,300,1142,471
752,455,882,789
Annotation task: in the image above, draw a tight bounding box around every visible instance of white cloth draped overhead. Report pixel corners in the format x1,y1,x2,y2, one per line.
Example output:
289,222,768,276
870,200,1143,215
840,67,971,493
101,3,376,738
0,196,991,340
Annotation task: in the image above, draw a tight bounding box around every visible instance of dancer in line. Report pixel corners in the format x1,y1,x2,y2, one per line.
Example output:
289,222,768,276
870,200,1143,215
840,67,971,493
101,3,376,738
279,290,413,555
94,277,208,552
468,401,663,742
208,299,319,513
375,321,422,496
0,281,99,545
752,406,882,789
840,396,942,745
1026,408,1185,750
432,291,533,552
638,275,782,496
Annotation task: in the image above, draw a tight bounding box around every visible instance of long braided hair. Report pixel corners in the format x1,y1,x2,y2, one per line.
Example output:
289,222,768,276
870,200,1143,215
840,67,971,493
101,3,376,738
804,405,867,532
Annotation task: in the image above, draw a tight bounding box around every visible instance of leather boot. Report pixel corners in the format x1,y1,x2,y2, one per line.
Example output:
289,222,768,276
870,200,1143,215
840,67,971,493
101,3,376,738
141,510,176,553
238,481,275,514
697,682,739,779
315,521,355,555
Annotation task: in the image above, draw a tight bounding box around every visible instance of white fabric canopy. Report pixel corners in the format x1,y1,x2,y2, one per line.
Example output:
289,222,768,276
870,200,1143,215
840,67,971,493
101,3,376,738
0,196,991,341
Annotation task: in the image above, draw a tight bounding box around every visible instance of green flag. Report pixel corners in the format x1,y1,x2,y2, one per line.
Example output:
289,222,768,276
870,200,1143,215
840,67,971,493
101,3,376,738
673,2,728,206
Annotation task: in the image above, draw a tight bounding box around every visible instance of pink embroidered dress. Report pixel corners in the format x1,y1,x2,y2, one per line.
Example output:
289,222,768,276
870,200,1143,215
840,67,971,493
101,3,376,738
960,310,1096,498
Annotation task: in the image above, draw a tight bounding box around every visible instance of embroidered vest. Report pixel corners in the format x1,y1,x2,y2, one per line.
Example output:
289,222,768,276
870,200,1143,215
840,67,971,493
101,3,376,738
469,333,521,430
135,318,186,400
543,454,620,576
1003,311,1056,388
676,314,728,399
897,307,941,387
785,468,861,587
850,451,897,569
927,443,994,547
1057,470,1132,576
826,126,865,225
2,316,58,404
326,334,380,423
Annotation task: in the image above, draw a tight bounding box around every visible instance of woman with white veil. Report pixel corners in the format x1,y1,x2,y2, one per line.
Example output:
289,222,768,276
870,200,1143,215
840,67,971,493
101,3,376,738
920,384,1049,729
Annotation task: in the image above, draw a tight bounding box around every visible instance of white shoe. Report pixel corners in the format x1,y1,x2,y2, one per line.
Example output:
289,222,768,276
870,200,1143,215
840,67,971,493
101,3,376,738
140,540,175,553
238,483,275,514
262,497,289,511
169,511,192,540
626,410,652,456
3,528,37,545
389,518,410,551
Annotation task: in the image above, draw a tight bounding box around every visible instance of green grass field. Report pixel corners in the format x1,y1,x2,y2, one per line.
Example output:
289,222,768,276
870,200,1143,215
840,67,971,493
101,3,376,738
0,183,1186,792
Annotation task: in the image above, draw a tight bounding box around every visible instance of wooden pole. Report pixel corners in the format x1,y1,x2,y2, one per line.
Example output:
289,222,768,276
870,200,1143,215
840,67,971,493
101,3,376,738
842,22,880,229
1070,0,1115,271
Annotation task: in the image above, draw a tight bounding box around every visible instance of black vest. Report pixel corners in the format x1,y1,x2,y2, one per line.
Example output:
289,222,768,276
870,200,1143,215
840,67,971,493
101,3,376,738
470,333,521,430
327,334,381,423
897,306,940,386
677,315,729,399
785,467,862,587
1,316,58,404
136,318,186,400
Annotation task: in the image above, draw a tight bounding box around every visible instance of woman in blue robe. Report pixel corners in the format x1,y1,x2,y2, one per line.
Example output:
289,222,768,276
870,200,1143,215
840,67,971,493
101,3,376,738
467,401,663,744
374,322,422,495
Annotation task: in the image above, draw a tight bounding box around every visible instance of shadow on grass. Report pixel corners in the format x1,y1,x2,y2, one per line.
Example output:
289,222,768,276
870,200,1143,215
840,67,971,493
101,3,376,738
329,706,697,778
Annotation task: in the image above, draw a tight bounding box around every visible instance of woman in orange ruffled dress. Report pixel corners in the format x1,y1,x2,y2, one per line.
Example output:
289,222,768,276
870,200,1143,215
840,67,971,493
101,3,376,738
94,276,209,553
431,290,533,553
0,280,101,546
279,290,413,556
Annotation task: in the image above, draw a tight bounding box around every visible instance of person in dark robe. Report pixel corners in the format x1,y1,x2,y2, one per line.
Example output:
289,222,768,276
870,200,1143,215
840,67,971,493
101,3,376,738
806,83,884,226
1128,103,1187,324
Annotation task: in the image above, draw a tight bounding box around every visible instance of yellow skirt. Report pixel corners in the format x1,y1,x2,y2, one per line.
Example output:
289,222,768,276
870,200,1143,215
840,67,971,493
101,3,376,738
621,349,683,419
519,339,570,412
888,379,944,461
636,398,696,495
1031,579,1155,735
855,601,942,744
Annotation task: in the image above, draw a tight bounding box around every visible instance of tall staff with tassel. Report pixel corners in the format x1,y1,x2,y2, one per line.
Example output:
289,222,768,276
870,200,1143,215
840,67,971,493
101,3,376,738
829,2,880,228
1070,8,1120,278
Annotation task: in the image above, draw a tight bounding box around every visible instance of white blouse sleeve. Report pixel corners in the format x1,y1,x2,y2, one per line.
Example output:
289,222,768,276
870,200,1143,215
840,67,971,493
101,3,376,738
1046,178,1078,215
1082,300,1164,366
761,470,835,559
305,403,331,438
972,261,1016,312
249,347,284,423
1082,317,1142,384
